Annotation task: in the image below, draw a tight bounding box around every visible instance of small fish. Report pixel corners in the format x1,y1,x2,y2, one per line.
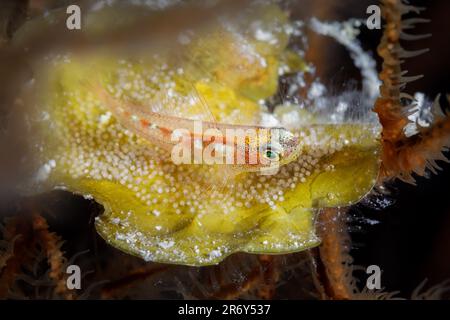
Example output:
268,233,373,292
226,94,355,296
94,86,300,173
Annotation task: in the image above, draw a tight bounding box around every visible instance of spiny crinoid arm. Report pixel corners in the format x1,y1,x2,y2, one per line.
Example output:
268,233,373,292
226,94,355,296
375,0,450,183
31,213,75,300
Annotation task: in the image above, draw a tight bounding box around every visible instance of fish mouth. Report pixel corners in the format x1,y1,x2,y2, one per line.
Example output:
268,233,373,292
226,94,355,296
283,135,299,152
282,137,301,162
290,136,299,146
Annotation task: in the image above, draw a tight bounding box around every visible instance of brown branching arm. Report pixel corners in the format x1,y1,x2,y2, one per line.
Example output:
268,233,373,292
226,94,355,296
375,0,450,182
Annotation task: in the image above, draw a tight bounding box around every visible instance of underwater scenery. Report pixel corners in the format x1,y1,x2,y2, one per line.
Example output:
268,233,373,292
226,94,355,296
0,0,449,303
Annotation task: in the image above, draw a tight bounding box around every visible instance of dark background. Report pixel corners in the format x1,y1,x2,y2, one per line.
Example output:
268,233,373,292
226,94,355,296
290,0,450,295
349,0,450,296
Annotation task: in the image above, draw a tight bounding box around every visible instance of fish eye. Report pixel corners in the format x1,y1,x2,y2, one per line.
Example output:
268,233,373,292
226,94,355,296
265,149,279,160
261,143,282,162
